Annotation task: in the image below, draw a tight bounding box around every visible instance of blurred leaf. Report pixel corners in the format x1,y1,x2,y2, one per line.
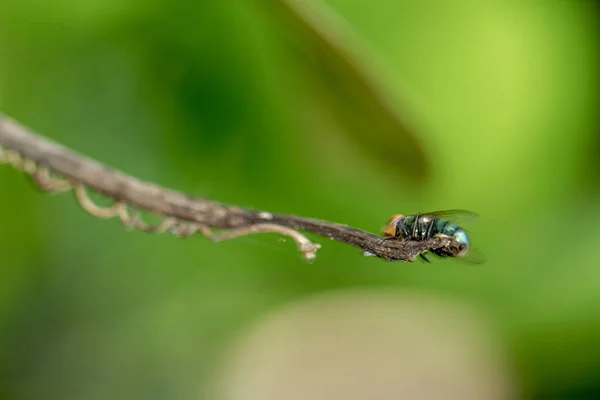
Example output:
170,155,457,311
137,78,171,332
259,0,430,181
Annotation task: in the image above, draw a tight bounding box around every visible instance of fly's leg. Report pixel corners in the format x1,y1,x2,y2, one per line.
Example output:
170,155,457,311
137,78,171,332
396,218,409,238
412,213,421,240
425,218,436,238
378,236,396,245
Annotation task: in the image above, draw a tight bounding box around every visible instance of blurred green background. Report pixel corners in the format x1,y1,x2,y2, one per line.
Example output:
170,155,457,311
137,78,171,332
1,0,599,398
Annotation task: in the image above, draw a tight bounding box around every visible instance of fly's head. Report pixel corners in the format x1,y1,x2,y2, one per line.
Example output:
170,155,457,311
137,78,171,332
383,214,406,238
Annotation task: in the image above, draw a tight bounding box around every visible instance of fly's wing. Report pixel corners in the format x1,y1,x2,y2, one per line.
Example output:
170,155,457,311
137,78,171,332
424,209,484,264
422,210,479,226
455,248,486,265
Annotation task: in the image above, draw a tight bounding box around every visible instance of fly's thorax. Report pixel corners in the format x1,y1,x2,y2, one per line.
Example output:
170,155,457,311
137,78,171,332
404,214,436,240
402,215,419,239
417,214,435,239
402,215,416,231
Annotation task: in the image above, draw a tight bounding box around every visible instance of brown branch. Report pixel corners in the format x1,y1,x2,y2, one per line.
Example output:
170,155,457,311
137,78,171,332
0,113,448,261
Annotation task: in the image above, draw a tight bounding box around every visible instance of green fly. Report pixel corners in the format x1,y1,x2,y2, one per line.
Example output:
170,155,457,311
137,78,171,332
382,210,484,264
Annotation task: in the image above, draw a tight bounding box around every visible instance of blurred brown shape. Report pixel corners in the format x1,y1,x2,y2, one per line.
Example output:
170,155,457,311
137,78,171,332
260,0,430,182
213,289,516,400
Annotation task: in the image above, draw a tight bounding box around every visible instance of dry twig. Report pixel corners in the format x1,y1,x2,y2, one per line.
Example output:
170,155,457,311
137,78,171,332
0,113,449,261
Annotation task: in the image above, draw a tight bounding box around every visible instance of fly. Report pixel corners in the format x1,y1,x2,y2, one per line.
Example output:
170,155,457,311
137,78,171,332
382,210,484,264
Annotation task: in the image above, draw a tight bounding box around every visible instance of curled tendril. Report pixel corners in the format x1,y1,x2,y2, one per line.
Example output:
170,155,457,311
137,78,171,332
0,145,320,260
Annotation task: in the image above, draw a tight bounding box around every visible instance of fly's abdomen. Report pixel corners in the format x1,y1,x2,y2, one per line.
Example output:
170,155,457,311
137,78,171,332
437,219,459,237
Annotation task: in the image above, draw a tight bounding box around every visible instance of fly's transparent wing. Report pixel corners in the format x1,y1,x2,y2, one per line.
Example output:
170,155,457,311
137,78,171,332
424,209,483,264
421,210,479,226
455,248,486,265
